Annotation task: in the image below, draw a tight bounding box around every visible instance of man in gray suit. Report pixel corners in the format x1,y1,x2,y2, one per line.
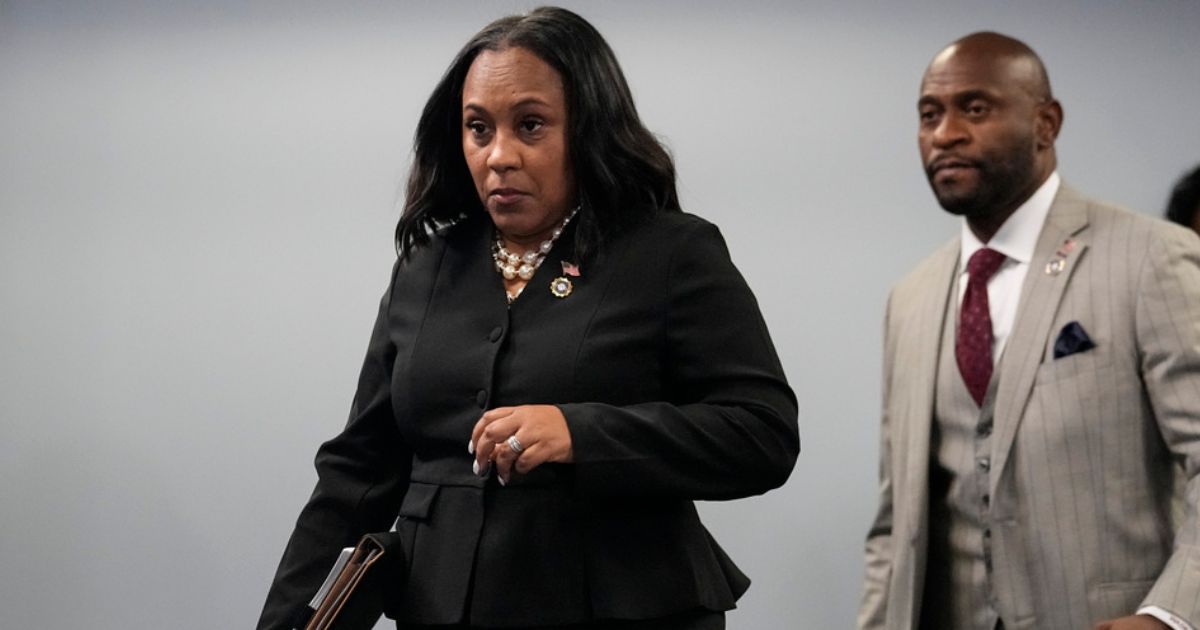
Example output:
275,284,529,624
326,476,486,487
859,32,1200,630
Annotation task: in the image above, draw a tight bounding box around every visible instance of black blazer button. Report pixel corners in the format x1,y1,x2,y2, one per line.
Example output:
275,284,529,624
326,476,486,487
476,389,488,408
489,327,503,342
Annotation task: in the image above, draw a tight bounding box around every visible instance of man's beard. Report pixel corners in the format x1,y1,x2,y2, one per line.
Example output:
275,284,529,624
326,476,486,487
929,138,1036,219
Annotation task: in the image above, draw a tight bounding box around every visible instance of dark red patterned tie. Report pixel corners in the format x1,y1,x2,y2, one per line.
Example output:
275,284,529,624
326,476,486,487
957,247,1007,406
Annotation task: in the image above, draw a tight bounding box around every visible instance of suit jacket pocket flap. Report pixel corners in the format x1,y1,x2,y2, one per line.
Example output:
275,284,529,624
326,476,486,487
1088,579,1156,620
1035,347,1112,385
397,482,439,521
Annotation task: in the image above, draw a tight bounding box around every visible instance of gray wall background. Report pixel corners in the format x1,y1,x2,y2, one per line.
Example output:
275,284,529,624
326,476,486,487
3,1,1198,628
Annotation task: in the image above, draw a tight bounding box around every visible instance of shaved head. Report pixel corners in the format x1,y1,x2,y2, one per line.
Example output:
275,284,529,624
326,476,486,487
917,32,1063,241
926,32,1053,103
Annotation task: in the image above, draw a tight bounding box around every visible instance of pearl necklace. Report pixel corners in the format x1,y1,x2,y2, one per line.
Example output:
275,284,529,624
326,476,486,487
492,208,578,290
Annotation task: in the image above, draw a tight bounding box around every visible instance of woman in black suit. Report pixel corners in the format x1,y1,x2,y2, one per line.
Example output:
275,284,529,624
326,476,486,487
258,7,799,629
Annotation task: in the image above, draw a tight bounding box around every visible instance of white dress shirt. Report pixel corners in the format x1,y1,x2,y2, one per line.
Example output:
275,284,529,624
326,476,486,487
957,172,1059,363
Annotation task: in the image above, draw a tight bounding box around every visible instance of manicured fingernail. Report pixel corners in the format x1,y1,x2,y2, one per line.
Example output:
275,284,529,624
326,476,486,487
472,460,480,476
498,475,507,486
467,439,474,455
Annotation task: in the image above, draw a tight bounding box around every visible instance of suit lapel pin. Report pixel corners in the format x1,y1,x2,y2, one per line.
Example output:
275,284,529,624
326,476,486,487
1044,238,1076,276
550,261,580,298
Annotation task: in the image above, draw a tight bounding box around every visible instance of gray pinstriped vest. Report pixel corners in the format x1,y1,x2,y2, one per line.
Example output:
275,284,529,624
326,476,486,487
920,271,1004,630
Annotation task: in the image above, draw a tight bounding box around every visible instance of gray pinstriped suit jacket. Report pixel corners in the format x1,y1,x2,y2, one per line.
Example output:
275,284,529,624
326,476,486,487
859,184,1200,630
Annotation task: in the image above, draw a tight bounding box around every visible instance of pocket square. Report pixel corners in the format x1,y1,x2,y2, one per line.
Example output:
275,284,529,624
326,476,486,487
1053,321,1096,359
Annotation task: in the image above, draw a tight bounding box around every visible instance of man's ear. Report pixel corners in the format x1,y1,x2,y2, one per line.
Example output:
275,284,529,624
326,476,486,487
1035,99,1063,150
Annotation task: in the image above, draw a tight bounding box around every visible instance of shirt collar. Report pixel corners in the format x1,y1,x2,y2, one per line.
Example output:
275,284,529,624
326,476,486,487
960,171,1060,268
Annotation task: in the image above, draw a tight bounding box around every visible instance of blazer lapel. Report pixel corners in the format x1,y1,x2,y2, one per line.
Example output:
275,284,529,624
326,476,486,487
891,238,958,630
990,185,1090,496
902,238,960,537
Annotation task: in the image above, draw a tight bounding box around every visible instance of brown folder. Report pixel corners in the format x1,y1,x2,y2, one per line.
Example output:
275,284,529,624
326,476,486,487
304,532,404,630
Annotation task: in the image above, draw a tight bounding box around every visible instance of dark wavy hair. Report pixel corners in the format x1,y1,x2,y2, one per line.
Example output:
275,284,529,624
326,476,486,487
1166,164,1200,231
394,6,680,262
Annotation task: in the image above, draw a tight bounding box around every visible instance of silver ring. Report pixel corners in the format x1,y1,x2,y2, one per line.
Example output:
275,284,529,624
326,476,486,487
506,435,524,455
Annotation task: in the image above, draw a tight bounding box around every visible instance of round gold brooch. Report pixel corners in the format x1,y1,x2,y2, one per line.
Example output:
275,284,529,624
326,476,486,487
550,276,573,298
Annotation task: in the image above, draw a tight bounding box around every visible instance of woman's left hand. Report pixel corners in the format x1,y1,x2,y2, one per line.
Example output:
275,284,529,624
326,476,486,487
470,405,574,484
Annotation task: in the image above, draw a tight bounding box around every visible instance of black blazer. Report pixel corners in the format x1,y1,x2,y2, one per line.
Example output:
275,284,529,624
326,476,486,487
258,211,799,628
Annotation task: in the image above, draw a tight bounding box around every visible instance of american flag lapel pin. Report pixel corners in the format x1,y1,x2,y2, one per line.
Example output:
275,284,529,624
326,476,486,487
1045,238,1076,276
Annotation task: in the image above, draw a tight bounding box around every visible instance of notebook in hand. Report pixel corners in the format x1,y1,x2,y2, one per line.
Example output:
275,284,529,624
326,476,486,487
301,532,405,630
